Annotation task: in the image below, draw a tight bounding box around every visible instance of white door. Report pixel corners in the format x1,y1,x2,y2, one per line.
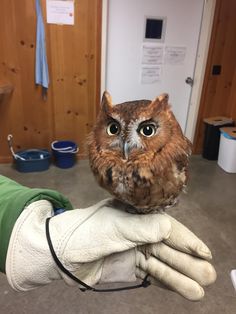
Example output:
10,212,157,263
105,0,204,132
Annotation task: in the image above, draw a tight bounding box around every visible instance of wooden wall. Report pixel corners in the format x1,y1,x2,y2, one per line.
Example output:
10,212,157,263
193,0,236,153
0,0,101,162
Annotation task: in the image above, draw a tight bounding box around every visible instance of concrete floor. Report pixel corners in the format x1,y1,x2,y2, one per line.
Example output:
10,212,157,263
0,155,235,314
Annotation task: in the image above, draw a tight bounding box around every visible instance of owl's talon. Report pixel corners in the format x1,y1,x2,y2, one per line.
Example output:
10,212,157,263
139,245,152,260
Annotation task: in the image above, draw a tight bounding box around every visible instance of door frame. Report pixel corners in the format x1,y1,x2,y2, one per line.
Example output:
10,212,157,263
100,0,216,142
185,0,216,141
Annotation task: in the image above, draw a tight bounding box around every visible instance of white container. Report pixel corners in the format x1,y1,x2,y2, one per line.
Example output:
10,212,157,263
218,127,236,173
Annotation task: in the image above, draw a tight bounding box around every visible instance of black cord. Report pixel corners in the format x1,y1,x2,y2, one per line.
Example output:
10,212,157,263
45,217,151,292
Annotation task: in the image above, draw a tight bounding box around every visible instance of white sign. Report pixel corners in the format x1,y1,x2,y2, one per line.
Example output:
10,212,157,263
164,46,187,65
142,45,163,65
141,66,162,84
46,0,74,25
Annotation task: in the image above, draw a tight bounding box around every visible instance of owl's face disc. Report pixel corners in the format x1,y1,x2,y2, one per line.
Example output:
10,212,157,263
92,94,175,161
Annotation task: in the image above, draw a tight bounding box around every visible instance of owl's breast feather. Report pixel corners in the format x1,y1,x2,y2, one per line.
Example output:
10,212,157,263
91,147,188,213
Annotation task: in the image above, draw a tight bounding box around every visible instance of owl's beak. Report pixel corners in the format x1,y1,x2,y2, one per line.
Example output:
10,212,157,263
123,141,130,160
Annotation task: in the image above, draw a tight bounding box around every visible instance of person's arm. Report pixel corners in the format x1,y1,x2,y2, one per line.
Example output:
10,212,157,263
5,198,216,301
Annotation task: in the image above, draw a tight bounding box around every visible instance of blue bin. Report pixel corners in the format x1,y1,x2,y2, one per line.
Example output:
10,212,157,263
51,141,79,169
14,149,51,173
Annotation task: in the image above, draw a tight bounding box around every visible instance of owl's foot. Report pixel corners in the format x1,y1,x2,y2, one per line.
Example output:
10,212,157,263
108,198,137,213
138,244,153,259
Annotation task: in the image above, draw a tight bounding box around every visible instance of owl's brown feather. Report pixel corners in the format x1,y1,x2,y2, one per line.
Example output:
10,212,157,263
87,92,192,214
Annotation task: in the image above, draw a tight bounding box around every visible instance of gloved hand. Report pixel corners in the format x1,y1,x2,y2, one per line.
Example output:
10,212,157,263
6,199,216,301
136,214,216,300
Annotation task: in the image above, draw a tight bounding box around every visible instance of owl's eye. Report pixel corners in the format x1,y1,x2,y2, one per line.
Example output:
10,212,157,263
139,124,156,137
107,122,120,136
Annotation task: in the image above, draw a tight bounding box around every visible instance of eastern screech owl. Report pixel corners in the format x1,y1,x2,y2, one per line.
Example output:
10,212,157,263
87,91,192,214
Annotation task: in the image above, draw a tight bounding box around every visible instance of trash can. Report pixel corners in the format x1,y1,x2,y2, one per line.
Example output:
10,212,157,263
51,140,79,169
218,127,236,173
202,117,234,160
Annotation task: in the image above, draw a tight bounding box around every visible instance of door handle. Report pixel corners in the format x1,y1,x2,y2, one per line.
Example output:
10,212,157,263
185,77,193,86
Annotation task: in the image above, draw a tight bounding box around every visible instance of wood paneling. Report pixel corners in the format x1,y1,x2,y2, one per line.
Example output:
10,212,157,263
0,0,101,162
194,0,236,153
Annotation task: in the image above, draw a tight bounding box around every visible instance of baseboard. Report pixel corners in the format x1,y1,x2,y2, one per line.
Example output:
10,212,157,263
0,153,88,164
0,156,12,164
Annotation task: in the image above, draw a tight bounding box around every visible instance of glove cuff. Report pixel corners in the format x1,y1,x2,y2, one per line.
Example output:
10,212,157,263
6,200,61,291
100,249,136,283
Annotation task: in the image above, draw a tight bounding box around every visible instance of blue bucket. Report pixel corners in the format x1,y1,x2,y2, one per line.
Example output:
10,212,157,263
51,141,79,169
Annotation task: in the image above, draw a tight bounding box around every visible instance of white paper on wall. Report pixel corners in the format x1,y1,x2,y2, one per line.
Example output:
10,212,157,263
142,44,164,65
141,66,162,84
164,46,187,65
46,0,74,25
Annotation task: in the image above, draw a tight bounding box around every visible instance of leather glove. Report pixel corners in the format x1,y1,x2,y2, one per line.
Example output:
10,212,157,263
6,199,216,301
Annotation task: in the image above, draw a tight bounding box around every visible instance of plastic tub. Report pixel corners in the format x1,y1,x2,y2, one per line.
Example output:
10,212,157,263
7,134,51,173
51,140,79,169
218,127,236,173
14,149,51,172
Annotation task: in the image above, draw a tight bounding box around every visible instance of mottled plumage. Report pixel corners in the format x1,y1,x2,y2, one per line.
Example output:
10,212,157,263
87,91,192,214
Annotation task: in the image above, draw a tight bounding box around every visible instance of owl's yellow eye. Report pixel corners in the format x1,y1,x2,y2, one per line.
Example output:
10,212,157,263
107,122,120,136
139,124,156,137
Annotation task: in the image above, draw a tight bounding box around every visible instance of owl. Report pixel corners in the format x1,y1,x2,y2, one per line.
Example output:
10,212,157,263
87,91,192,214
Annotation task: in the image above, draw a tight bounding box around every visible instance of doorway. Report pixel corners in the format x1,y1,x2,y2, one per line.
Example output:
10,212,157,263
102,0,215,140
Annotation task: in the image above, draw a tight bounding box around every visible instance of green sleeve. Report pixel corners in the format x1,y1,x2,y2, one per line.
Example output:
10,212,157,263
0,175,73,273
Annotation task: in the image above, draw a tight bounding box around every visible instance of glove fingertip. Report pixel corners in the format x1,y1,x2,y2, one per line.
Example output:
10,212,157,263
200,264,217,286
187,286,205,302
196,243,212,261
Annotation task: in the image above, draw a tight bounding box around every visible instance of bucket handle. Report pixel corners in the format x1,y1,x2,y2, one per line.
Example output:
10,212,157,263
51,141,79,154
7,134,26,161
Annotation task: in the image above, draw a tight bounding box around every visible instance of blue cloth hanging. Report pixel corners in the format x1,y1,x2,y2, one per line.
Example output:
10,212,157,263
35,0,49,89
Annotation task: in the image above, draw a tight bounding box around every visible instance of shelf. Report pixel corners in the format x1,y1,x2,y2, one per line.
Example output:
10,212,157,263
0,82,14,94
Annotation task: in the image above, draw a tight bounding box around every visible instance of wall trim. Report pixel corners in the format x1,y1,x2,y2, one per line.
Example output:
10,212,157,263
0,153,87,165
100,0,108,97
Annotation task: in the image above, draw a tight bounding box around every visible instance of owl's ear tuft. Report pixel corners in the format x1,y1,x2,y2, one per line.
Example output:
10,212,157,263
157,93,169,103
151,93,170,112
101,91,113,113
